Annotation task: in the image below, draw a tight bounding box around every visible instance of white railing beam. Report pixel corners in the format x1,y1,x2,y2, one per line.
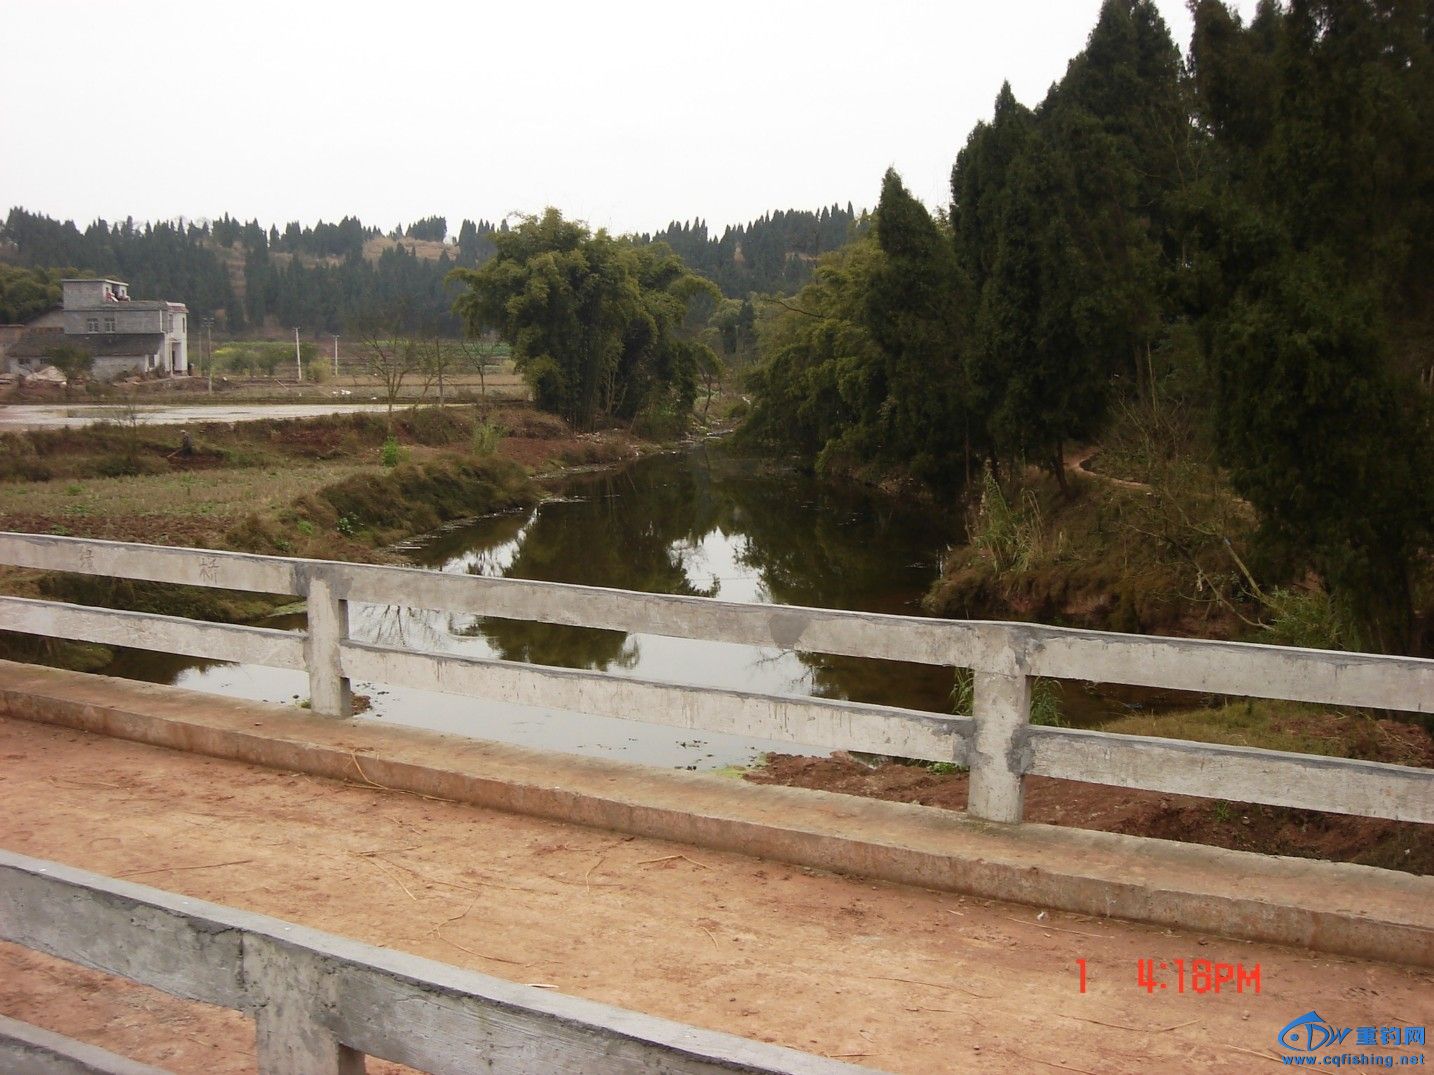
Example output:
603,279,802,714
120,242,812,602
0,595,306,670
1028,726,1434,823
0,531,300,595
0,850,874,1075
0,532,1430,827
328,561,1000,669
1023,627,1434,714
340,641,971,765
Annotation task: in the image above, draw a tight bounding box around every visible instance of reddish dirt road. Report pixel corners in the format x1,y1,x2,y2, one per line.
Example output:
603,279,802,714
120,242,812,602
1,717,1429,1074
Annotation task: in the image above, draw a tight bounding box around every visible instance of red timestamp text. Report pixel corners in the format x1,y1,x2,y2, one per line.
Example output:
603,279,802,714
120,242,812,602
1074,958,1261,995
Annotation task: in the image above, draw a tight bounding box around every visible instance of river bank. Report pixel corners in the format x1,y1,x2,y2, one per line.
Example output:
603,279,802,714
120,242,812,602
0,402,636,671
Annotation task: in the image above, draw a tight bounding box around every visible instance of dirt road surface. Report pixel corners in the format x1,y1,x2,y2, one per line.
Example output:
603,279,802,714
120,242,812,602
1,717,1428,1074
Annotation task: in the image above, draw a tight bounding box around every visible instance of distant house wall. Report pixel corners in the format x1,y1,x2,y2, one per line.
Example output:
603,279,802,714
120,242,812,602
1,326,63,374
0,316,62,364
167,303,188,372
62,305,166,336
92,352,153,379
57,278,187,376
60,279,128,307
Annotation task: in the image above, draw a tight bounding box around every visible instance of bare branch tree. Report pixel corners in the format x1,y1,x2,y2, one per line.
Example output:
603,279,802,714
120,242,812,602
456,333,503,408
358,323,418,428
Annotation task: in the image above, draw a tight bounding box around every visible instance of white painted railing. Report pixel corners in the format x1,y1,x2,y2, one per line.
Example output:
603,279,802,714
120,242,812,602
0,531,1430,826
0,849,871,1075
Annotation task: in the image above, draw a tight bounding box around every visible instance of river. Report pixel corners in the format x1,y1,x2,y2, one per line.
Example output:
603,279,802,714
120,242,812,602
97,447,1172,768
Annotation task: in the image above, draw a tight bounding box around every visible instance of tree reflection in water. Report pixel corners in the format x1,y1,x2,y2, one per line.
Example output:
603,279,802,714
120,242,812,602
400,446,961,714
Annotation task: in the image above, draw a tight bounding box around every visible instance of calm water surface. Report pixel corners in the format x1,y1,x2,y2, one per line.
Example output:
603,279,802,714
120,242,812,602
102,447,970,768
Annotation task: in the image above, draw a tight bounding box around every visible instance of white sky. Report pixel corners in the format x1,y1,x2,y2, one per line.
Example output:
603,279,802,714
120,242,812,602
0,0,1258,238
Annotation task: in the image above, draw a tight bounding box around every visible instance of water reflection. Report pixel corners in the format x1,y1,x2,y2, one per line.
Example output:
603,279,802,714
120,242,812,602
395,447,959,707
103,446,965,768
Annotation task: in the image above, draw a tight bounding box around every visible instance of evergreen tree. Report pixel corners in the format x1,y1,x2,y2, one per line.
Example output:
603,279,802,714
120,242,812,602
865,169,969,481
1189,0,1434,650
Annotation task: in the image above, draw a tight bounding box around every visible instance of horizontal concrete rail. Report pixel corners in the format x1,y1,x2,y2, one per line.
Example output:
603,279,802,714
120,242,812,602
1,530,1430,827
0,1013,172,1075
0,595,306,670
0,531,301,595
0,849,876,1075
330,561,1004,667
341,641,972,764
1024,625,1434,714
1028,726,1434,824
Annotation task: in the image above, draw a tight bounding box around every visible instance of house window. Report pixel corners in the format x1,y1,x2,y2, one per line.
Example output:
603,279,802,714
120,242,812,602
103,317,116,333
85,317,100,332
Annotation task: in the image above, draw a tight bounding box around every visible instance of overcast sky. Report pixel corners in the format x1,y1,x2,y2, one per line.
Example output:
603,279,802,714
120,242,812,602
1,1,1258,238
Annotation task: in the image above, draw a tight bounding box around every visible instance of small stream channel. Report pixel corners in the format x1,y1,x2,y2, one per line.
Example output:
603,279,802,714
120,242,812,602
98,446,1181,769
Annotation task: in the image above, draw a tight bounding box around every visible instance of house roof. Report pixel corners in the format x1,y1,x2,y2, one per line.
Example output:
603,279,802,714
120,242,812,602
7,332,165,359
70,299,172,311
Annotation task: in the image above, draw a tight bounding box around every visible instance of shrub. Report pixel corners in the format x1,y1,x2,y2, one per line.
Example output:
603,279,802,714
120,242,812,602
1262,586,1352,651
380,435,402,467
632,401,687,440
967,464,1061,574
404,406,471,446
472,419,504,456
95,453,167,478
951,668,1063,726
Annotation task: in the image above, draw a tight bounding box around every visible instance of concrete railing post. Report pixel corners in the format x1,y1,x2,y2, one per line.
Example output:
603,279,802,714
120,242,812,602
305,572,351,718
967,662,1031,824
245,937,365,1075
255,1007,365,1075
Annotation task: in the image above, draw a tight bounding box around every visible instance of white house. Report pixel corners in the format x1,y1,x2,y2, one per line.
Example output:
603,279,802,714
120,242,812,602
4,277,188,380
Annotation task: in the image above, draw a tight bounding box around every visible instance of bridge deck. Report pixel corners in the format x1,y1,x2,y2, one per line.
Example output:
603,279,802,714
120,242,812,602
1,704,1430,1073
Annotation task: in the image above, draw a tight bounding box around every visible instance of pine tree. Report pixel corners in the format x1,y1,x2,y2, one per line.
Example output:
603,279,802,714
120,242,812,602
865,169,968,481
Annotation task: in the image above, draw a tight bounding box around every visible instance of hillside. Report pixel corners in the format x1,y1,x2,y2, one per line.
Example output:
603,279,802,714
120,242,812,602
1,205,862,339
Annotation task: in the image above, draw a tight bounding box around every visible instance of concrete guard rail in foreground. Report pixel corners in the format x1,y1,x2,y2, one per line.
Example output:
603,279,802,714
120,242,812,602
0,531,1430,827
0,850,878,1075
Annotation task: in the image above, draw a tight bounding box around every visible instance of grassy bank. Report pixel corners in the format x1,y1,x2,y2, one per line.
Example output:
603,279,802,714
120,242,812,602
924,393,1432,657
924,458,1260,639
0,403,647,670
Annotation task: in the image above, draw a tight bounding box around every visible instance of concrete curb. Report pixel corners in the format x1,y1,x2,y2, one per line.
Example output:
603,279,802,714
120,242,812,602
0,1013,173,1075
1,659,1430,968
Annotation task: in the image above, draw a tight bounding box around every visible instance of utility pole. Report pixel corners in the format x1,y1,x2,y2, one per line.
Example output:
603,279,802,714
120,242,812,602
332,334,340,379
203,317,214,394
294,327,303,383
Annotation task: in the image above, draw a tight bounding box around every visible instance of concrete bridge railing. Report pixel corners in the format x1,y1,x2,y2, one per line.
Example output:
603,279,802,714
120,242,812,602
0,531,1430,826
0,849,871,1075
